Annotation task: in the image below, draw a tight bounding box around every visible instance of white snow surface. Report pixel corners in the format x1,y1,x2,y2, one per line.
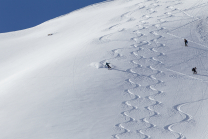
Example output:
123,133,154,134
1,0,208,138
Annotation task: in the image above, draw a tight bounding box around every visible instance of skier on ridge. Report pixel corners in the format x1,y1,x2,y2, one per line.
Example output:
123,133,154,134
184,39,188,46
106,62,111,69
192,67,197,74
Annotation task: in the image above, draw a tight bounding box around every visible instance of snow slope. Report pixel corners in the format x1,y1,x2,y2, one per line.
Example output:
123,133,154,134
1,0,208,138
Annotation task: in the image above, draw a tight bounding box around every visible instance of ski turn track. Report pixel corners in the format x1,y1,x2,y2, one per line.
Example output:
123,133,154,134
164,102,193,139
97,0,197,138
109,1,167,138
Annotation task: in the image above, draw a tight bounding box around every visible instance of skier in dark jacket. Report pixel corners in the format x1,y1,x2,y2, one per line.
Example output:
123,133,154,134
192,67,197,74
184,39,188,46
106,62,111,69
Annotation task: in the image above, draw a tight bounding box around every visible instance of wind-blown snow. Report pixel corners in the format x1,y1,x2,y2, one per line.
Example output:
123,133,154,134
1,0,208,139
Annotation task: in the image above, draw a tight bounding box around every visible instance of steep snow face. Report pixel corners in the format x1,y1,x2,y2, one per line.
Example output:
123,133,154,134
1,0,208,139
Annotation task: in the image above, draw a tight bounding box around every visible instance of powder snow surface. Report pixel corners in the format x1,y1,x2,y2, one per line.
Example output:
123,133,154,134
1,0,208,139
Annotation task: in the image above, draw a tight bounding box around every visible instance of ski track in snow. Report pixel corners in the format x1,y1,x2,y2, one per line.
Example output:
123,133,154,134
97,0,198,138
164,102,193,139
111,1,165,138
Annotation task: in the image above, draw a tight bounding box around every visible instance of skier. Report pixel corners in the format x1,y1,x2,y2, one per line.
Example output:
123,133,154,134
192,67,197,74
106,62,111,69
184,39,188,46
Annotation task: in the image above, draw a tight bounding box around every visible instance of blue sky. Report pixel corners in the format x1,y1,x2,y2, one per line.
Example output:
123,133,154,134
0,0,105,33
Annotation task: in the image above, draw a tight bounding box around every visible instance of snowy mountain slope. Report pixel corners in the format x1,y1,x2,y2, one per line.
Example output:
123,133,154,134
1,0,208,139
